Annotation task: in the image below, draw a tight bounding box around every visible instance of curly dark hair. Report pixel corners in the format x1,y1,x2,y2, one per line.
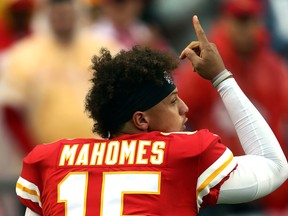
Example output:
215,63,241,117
85,46,179,138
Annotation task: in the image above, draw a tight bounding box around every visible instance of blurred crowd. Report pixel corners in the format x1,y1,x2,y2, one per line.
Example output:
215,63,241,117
0,0,287,215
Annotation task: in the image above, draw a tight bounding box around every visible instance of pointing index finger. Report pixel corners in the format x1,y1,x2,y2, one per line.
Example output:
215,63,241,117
193,15,209,47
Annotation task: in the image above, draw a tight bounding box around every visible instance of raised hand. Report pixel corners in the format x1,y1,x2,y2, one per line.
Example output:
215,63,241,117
179,15,226,80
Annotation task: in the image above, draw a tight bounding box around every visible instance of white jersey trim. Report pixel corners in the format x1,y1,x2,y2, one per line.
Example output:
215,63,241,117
16,176,42,208
196,148,236,211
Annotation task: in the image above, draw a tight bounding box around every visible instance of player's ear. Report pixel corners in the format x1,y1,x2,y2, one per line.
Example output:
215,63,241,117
132,111,149,131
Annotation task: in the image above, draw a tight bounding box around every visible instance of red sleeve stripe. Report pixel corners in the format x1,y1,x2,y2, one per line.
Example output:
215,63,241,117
196,148,237,211
16,177,42,208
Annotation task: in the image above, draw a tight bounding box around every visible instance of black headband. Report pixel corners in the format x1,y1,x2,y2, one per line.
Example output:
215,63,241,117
108,72,176,127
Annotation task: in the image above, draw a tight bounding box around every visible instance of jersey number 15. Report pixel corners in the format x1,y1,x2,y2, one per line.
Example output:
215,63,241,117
58,171,161,215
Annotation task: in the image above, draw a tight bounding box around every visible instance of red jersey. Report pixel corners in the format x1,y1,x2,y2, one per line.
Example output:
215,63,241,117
16,130,236,216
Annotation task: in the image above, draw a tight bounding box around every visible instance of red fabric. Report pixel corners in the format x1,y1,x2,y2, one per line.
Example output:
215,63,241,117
175,20,288,211
8,0,34,11
0,17,32,52
3,106,35,154
0,18,15,51
17,130,234,215
200,167,236,209
221,0,264,17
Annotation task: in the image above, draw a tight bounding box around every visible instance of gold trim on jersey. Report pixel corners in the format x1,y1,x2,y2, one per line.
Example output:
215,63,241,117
196,148,236,211
16,177,42,207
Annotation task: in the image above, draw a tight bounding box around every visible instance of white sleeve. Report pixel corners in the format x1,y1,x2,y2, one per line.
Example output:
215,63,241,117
215,73,288,204
24,208,41,216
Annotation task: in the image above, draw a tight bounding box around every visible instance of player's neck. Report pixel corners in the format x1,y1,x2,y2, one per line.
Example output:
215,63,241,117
111,122,146,139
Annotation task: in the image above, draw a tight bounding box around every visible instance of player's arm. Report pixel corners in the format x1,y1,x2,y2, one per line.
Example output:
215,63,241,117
214,73,287,203
181,15,288,203
25,208,41,216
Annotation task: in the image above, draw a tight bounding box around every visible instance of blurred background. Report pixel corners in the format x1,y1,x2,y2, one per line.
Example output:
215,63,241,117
0,0,287,215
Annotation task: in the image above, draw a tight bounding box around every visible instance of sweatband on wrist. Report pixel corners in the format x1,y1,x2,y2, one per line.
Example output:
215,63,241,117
212,70,233,88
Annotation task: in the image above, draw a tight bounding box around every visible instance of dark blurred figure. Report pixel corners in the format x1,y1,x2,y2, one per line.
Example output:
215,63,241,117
0,0,34,53
175,0,288,215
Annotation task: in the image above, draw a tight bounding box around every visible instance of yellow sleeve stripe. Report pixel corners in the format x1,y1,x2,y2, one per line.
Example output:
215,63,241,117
196,148,236,211
196,153,233,197
16,177,42,208
16,183,40,199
